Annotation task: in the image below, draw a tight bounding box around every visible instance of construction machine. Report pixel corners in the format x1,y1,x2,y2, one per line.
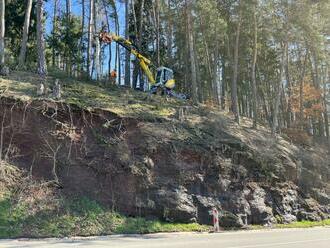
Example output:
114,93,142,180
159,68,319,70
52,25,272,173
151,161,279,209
99,32,187,100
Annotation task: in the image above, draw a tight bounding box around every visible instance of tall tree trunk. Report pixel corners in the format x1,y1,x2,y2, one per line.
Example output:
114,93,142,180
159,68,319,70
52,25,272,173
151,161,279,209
310,49,324,138
222,36,232,111
114,4,121,85
221,57,226,110
299,48,308,129
194,41,203,102
155,0,160,66
65,0,72,75
137,0,145,88
131,0,138,41
280,83,287,128
52,0,59,68
199,14,215,102
137,0,144,53
285,41,292,127
18,0,33,68
166,0,173,61
0,0,5,67
132,0,144,89
124,0,131,86
80,0,85,74
87,0,95,77
260,86,271,127
66,0,71,20
36,0,47,76
131,0,138,88
283,0,292,128
185,0,198,104
322,66,329,142
101,0,111,80
213,46,220,105
231,4,242,123
272,43,286,135
251,1,258,128
94,0,101,80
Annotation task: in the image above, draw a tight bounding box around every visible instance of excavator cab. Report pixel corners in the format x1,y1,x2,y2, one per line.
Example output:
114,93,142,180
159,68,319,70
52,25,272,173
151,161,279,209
152,67,189,100
155,67,175,89
99,32,187,98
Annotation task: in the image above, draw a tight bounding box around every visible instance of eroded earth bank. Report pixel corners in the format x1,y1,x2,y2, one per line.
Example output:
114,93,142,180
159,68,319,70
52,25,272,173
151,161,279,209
0,96,329,228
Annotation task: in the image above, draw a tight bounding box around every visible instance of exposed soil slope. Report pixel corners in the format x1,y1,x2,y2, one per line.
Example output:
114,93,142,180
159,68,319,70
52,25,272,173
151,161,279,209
0,71,329,227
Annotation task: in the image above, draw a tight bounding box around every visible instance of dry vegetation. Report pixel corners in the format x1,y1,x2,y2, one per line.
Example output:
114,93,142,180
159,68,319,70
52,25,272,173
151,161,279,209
0,70,187,119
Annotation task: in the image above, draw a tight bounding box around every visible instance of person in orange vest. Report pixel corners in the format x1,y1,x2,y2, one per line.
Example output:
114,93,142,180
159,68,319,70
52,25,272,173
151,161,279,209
109,69,117,86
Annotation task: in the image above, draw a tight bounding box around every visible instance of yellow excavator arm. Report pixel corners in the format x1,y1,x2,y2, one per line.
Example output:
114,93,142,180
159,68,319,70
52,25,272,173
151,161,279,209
99,32,156,85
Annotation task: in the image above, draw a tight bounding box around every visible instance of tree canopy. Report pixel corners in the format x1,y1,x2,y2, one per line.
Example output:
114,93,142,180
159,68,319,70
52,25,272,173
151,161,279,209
0,0,329,142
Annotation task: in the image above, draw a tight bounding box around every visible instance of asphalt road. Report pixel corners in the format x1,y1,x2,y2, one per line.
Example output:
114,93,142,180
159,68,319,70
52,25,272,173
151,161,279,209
1,227,330,248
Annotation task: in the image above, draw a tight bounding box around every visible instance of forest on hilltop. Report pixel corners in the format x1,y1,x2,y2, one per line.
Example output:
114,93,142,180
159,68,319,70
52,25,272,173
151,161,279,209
0,0,329,143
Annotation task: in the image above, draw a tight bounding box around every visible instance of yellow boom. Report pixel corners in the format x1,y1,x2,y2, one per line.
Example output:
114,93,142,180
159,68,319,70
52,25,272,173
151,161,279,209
99,32,156,85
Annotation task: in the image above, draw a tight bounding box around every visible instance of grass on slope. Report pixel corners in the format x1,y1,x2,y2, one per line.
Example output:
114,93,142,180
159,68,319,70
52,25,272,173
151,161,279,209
251,219,330,230
0,70,186,119
0,161,209,239
0,193,209,238
274,219,330,228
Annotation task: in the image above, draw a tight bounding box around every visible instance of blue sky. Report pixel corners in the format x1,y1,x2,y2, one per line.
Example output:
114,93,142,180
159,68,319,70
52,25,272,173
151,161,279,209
44,0,126,77
45,0,126,34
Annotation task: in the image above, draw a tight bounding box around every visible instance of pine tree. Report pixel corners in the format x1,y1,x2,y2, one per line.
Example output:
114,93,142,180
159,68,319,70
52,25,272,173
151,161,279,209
18,0,33,68
0,0,5,68
36,0,47,76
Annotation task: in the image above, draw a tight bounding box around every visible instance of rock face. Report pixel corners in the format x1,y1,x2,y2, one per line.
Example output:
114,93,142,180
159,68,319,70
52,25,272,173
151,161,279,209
0,96,329,228
247,184,274,225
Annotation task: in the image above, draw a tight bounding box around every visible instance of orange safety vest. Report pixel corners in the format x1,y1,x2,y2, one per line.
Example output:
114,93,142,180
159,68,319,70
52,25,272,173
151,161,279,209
110,71,117,78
